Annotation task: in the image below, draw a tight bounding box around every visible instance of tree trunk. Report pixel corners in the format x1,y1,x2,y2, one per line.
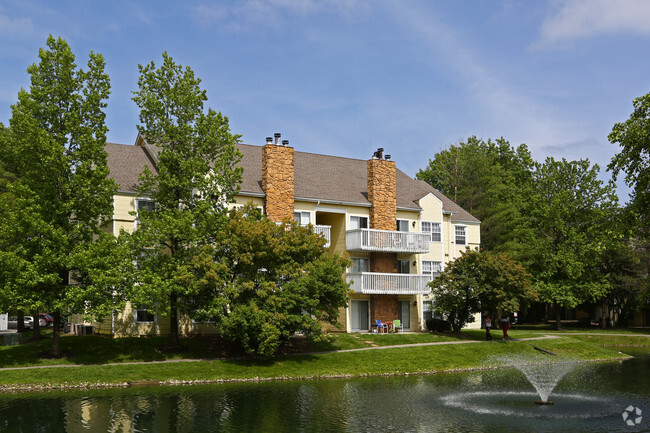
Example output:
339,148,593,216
17,310,24,332
169,293,179,347
554,302,562,330
32,311,41,340
50,311,61,357
601,299,607,329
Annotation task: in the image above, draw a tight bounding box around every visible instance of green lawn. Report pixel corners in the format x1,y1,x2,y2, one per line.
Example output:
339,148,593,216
0,336,628,389
0,327,644,390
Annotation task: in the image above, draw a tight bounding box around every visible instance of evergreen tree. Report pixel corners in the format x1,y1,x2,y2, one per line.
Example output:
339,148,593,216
416,136,535,259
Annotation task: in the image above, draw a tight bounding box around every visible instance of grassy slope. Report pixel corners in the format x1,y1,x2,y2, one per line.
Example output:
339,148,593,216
0,332,632,389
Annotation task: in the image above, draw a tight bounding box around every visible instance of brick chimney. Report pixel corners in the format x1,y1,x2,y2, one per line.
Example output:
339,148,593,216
262,133,294,222
367,148,397,231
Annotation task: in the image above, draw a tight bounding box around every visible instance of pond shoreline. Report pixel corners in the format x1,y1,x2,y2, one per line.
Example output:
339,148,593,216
0,355,631,394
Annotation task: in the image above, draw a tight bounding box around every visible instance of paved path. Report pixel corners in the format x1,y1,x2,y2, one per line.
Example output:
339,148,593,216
0,335,565,372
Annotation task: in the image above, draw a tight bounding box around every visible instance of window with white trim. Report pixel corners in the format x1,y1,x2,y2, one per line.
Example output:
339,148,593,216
351,257,370,273
422,261,442,280
350,216,368,230
421,221,441,242
455,225,467,245
396,219,409,232
135,309,155,323
135,198,155,228
294,211,311,225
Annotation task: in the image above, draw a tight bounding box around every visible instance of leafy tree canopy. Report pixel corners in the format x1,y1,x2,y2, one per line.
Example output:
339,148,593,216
129,52,243,346
430,249,535,333
609,92,650,228
416,136,535,259
180,206,350,357
525,157,620,327
0,36,122,355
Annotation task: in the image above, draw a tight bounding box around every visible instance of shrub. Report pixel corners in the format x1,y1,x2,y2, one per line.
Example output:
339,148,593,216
426,318,451,333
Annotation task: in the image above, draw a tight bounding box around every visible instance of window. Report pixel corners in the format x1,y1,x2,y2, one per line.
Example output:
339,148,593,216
136,198,155,213
135,198,155,228
398,260,410,274
396,219,409,232
350,216,368,230
422,300,433,321
455,226,467,245
422,261,442,280
294,211,311,225
351,257,369,273
135,309,155,323
421,221,441,242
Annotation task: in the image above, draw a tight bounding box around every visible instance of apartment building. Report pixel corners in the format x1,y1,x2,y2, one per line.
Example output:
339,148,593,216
96,133,480,336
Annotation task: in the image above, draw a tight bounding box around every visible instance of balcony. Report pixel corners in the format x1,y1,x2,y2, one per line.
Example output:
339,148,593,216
346,272,432,295
345,229,430,253
312,225,331,248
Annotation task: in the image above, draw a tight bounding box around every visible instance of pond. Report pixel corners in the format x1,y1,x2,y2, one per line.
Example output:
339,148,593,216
0,354,648,432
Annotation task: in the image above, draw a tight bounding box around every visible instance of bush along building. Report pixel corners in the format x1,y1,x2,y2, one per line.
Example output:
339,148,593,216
88,133,480,336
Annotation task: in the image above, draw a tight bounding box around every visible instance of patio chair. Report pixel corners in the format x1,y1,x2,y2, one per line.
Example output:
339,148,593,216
393,319,403,333
376,319,388,334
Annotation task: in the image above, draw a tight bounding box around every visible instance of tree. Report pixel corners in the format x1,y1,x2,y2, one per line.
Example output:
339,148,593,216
0,36,120,355
430,249,535,333
416,137,535,259
188,206,350,356
129,52,243,347
609,92,650,230
525,158,619,329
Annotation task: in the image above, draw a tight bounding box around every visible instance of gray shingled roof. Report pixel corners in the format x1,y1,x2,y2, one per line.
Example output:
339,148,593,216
105,142,155,192
236,143,478,223
105,141,479,223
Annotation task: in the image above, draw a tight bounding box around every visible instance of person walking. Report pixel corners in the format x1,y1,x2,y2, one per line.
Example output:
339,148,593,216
501,314,510,340
485,315,493,341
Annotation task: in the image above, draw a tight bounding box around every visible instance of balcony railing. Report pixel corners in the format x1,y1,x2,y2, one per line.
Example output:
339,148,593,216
312,225,331,248
346,272,432,295
345,229,430,253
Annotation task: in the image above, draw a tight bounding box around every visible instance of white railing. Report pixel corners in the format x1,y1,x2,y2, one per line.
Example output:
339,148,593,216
345,229,430,253
346,272,432,295
313,225,331,248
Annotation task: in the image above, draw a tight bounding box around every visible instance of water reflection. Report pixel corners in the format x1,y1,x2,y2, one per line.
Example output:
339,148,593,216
0,356,647,432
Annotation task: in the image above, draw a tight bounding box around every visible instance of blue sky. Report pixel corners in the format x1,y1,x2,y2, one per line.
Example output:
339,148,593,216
2,1,650,202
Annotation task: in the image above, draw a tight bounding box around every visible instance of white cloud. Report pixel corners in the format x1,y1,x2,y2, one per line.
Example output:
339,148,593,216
535,0,650,48
0,6,32,34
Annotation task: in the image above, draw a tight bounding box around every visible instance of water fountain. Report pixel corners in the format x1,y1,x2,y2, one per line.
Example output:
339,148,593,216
499,353,576,405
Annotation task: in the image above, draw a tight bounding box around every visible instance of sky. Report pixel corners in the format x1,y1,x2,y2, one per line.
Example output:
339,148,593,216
2,0,649,202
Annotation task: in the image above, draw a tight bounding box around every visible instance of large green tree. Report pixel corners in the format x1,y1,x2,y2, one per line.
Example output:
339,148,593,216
525,158,619,329
182,206,350,357
430,249,535,333
416,137,535,259
609,92,650,229
0,36,123,355
129,52,243,347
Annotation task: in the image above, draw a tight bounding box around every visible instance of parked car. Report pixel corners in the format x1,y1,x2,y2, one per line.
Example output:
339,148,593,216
7,315,46,329
8,316,34,329
38,313,54,327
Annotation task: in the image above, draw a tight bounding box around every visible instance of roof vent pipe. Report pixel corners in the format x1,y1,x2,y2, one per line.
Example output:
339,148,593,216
282,140,289,146
266,137,273,145
274,133,281,145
